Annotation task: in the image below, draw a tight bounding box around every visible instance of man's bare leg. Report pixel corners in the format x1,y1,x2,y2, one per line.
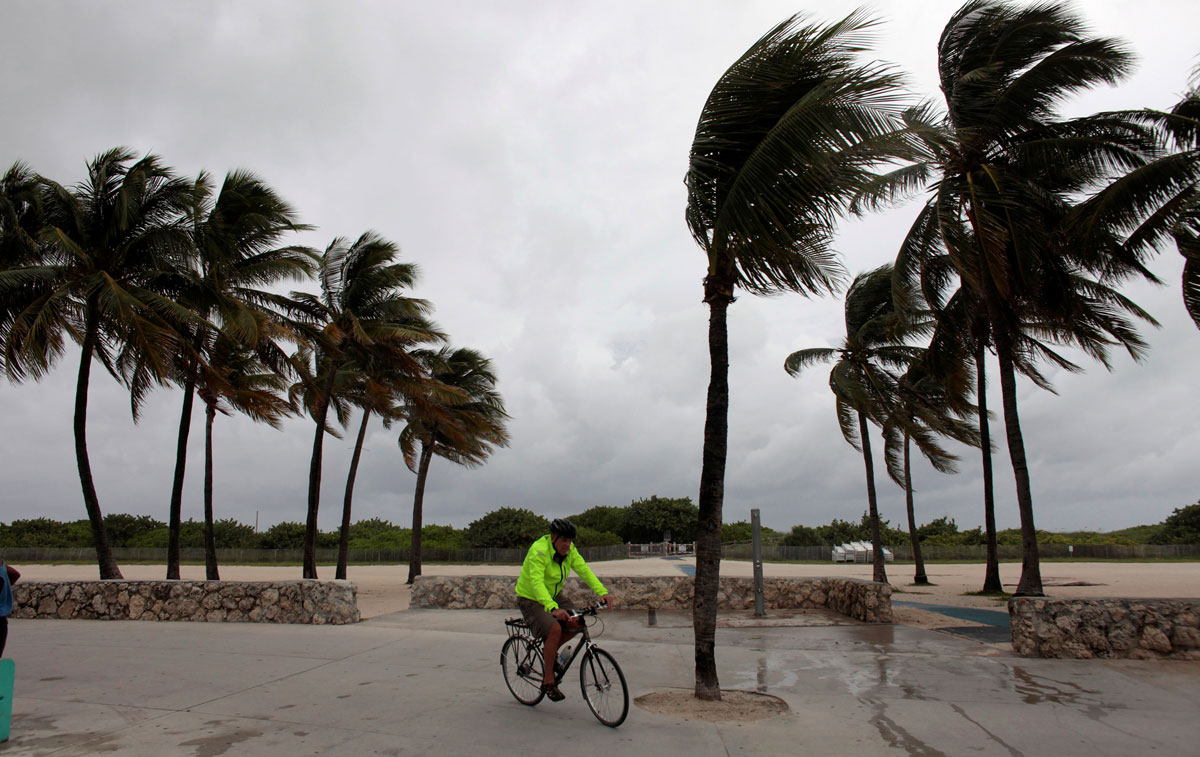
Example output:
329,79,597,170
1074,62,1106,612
541,621,580,687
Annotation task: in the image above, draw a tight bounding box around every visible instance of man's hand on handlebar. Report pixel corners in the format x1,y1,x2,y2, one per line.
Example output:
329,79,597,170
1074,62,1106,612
600,595,616,609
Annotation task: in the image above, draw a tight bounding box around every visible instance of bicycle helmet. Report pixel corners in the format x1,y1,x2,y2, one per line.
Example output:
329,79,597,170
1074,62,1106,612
550,518,577,539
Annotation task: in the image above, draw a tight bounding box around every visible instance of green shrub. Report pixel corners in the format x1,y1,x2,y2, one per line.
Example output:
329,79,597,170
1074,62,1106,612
574,526,621,547
1153,502,1200,545
466,507,549,549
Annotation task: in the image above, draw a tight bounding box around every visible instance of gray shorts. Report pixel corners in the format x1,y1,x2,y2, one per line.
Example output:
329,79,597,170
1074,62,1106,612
517,594,575,640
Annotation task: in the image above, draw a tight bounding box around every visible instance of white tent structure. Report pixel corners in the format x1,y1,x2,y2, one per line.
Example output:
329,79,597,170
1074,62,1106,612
832,541,893,563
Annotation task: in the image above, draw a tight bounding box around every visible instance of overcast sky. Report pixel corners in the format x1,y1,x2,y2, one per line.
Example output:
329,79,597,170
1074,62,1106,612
1,1,1196,537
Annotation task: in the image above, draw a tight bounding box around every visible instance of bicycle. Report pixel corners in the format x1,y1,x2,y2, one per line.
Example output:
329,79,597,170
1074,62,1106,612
501,602,629,727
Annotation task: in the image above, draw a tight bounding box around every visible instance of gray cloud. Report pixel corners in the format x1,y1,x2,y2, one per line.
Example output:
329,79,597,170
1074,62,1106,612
1,1,1197,540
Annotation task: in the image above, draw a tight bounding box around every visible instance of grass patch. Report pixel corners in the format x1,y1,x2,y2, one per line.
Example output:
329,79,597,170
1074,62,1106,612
963,590,1012,603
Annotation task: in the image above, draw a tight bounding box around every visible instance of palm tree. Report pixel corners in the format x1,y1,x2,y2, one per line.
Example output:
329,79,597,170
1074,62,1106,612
854,1,1183,595
281,232,443,578
882,359,979,585
160,170,314,579
683,11,911,700
785,265,923,584
397,346,510,584
334,368,399,580
0,161,44,378
0,162,42,269
922,287,1005,592
195,334,293,579
1165,68,1200,328
2,148,193,578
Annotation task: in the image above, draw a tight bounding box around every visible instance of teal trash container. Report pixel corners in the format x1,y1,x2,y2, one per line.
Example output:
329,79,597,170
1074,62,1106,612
0,658,13,741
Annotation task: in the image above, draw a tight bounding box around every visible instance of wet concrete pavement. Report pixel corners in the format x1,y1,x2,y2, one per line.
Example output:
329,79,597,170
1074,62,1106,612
4,608,1199,755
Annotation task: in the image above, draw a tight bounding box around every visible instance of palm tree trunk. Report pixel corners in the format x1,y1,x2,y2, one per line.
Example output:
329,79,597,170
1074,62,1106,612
203,399,219,581
976,346,1002,593
304,362,339,579
166,365,197,580
694,278,731,702
74,304,122,580
408,441,436,585
995,339,1043,596
858,411,887,584
903,434,928,584
337,409,372,580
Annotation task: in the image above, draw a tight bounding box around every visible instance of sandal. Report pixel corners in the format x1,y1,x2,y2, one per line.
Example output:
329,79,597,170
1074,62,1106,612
541,683,566,702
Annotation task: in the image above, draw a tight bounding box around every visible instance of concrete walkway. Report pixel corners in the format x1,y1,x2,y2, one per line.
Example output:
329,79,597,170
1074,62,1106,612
4,605,1199,755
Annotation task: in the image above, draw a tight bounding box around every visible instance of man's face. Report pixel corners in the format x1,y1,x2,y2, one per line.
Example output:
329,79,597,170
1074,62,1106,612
552,535,572,556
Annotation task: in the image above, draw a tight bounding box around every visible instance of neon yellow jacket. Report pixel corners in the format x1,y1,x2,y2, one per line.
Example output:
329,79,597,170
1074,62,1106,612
515,534,608,612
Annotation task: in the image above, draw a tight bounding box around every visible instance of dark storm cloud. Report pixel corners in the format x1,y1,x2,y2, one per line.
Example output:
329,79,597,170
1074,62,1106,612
1,1,1196,538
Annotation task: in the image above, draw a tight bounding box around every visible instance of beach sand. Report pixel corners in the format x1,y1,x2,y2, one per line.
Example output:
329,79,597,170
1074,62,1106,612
15,559,1199,627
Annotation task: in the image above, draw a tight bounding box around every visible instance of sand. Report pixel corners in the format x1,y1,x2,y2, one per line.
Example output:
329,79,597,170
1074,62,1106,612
15,558,1199,623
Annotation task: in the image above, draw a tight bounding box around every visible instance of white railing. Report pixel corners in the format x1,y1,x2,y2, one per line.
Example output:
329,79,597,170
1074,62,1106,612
626,542,695,558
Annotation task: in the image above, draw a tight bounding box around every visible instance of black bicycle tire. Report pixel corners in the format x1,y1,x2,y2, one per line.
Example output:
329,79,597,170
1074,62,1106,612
578,647,629,727
501,636,546,706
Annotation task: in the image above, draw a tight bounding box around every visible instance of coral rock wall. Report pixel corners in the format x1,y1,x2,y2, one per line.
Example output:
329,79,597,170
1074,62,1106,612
13,580,360,625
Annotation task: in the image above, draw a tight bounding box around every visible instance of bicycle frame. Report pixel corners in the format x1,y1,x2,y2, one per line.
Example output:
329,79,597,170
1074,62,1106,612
504,603,605,682
502,602,629,727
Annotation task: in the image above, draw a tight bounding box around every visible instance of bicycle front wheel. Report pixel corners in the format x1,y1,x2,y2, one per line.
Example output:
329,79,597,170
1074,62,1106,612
501,636,545,706
579,647,629,727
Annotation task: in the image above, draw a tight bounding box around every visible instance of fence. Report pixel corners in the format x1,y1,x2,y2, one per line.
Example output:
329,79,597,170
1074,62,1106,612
1,543,629,566
720,544,830,561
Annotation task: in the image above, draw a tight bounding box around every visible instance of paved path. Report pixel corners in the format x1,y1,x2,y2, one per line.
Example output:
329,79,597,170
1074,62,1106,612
4,606,1199,755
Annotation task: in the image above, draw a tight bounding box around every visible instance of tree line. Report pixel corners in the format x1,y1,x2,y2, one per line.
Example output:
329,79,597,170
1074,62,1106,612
0,496,698,551
780,504,1200,548
8,499,1194,552
683,1,1199,700
0,150,510,584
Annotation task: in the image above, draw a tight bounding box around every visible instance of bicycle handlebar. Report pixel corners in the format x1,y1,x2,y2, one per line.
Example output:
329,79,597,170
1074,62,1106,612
566,600,609,620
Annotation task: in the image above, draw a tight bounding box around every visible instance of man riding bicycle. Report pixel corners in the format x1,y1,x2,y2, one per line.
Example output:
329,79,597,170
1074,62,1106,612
515,518,615,702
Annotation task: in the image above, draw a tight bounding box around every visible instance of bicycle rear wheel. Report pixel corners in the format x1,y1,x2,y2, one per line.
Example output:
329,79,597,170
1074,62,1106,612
501,636,546,705
579,648,628,727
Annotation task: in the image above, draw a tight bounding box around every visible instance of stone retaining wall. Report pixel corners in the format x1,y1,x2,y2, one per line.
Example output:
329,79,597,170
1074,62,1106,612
12,580,360,625
1009,597,1200,659
410,575,892,623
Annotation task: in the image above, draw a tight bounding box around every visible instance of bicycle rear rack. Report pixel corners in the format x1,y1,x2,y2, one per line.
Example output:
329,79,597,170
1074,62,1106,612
505,617,533,639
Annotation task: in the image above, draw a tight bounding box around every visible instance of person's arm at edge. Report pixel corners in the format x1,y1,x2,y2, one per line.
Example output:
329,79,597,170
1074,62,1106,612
3,563,16,584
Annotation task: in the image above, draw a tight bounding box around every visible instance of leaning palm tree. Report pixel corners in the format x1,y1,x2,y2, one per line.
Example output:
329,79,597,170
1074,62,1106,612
334,366,402,580
157,169,314,579
785,265,922,584
0,162,43,271
195,333,294,579
0,161,45,378
882,359,980,585
2,148,194,578
397,346,510,584
854,1,1183,595
280,232,443,578
683,11,911,700
918,284,1006,592
1165,68,1200,328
